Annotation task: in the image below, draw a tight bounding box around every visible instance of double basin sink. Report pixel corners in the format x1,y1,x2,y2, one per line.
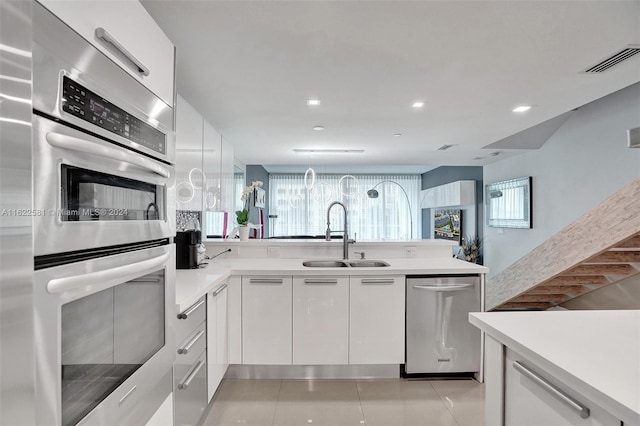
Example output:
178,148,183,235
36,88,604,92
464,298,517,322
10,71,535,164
303,259,390,268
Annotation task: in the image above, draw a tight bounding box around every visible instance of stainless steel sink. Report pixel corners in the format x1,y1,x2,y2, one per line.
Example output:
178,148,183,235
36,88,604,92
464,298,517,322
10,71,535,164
302,260,349,267
302,260,389,267
347,260,390,267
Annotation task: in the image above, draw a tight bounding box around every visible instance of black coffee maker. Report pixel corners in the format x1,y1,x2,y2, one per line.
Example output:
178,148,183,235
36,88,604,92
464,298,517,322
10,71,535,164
175,230,201,269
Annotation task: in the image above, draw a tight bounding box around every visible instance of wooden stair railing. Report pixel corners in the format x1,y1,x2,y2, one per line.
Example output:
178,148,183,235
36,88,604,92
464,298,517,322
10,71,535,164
486,177,640,311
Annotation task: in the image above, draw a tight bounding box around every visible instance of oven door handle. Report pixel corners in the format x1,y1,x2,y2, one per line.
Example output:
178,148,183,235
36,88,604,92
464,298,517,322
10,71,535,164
47,251,171,294
46,131,170,178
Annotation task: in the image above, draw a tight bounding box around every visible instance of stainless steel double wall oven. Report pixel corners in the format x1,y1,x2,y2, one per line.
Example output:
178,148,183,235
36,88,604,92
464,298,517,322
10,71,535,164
32,3,176,425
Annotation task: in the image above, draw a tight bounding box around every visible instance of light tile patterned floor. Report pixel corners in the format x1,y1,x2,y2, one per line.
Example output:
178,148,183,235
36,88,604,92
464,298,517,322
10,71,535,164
202,378,484,426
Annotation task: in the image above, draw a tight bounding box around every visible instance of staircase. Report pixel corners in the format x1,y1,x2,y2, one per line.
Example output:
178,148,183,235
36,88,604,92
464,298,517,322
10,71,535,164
486,177,640,311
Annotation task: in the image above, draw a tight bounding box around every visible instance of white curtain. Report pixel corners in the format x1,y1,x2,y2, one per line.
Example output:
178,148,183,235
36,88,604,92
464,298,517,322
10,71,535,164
269,174,420,239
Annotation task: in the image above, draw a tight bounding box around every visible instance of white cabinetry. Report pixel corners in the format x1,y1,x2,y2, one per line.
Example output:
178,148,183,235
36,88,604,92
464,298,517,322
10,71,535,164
144,393,173,426
293,276,349,364
219,136,235,213
227,276,242,364
175,94,235,223
38,0,175,106
242,276,292,364
349,275,405,364
482,334,622,426
504,349,619,426
175,95,203,212
207,282,229,402
203,120,222,212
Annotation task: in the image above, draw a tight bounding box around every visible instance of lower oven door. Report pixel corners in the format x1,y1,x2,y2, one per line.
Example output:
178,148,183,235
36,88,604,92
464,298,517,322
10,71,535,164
34,244,176,426
33,114,175,256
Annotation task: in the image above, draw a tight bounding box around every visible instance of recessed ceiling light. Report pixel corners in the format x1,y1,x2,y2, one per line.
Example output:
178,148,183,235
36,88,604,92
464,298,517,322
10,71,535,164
393,133,402,137
313,125,325,131
293,149,364,154
512,105,532,113
412,101,425,108
307,99,321,106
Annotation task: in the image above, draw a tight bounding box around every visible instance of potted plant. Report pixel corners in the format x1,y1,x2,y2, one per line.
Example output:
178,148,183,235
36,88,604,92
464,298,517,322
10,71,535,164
459,234,482,264
235,181,263,240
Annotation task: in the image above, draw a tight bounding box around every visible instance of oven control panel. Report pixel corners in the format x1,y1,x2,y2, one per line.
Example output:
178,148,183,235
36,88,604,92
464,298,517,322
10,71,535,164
62,77,166,156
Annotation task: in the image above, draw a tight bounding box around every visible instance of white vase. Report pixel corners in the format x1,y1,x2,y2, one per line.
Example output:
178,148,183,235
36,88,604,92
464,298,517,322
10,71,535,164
238,226,250,241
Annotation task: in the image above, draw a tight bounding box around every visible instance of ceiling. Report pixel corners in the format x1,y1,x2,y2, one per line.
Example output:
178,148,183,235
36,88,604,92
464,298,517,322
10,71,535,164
142,1,640,173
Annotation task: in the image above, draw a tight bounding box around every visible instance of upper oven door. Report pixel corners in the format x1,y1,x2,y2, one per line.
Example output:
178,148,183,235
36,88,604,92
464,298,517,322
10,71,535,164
33,114,175,256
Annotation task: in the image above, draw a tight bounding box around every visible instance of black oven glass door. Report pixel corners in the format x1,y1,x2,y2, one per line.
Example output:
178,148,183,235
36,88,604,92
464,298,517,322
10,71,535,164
61,165,163,222
60,269,165,426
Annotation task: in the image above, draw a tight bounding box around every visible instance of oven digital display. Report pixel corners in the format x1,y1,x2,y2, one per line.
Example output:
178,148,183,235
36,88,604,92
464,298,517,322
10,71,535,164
62,77,166,156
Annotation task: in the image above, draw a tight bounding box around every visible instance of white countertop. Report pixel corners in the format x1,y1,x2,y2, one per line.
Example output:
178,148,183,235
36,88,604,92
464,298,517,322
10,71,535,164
217,256,487,275
176,256,487,311
469,310,640,425
175,267,229,312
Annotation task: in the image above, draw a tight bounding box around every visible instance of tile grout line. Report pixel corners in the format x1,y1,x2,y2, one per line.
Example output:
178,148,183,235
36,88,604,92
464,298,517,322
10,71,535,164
271,379,283,426
354,379,368,426
429,382,462,426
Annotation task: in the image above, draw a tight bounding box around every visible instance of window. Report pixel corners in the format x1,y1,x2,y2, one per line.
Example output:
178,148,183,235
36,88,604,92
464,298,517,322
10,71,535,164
269,174,420,240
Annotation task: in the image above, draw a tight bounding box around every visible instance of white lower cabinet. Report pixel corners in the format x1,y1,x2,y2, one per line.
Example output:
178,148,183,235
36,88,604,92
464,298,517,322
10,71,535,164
145,393,173,426
349,275,405,364
207,282,229,402
242,276,292,364
504,349,620,426
293,276,349,364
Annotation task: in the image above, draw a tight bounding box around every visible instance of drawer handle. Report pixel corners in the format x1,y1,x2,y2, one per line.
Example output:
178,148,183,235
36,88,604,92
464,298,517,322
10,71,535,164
213,283,227,296
95,27,150,76
177,298,205,320
177,329,205,355
178,360,204,390
249,278,283,284
412,284,473,291
513,361,590,419
361,279,395,284
118,385,137,405
304,279,338,285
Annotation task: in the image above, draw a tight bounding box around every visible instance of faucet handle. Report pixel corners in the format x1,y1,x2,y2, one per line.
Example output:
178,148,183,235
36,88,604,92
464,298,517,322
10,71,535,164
354,251,366,260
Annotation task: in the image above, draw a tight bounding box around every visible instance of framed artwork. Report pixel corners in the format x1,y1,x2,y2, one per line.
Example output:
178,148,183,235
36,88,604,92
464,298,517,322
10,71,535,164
254,187,266,208
485,176,532,228
433,209,462,244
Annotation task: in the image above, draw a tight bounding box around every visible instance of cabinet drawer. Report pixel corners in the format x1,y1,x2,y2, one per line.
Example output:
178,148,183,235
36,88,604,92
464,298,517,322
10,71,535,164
504,349,620,426
174,349,207,426
175,296,206,344
176,321,206,367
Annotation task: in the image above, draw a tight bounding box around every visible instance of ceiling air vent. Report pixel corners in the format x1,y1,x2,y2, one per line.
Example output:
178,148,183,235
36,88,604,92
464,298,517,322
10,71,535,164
584,46,640,73
437,144,455,151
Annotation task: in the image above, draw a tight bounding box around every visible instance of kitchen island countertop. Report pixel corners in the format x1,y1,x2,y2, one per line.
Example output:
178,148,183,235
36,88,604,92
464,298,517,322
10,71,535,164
470,310,640,425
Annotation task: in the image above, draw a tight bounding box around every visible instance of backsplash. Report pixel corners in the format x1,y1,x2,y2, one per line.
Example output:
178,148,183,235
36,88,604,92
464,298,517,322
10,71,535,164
176,210,202,232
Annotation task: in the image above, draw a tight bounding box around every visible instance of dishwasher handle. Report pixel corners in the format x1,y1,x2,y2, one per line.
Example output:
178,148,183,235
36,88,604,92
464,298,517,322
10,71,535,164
412,284,474,292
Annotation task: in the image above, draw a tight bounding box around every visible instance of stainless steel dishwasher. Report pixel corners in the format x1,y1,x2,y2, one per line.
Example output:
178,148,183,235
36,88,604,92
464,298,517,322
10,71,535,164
405,275,481,375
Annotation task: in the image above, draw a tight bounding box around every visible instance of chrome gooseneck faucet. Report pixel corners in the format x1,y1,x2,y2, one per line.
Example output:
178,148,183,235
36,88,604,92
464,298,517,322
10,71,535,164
325,201,355,259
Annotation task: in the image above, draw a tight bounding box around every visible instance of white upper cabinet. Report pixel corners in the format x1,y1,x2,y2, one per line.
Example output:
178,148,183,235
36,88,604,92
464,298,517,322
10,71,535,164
38,0,175,107
219,137,235,213
175,95,203,212
203,121,222,212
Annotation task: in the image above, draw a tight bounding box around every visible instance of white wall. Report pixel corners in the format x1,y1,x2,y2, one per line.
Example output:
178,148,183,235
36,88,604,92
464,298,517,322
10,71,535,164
484,83,640,277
